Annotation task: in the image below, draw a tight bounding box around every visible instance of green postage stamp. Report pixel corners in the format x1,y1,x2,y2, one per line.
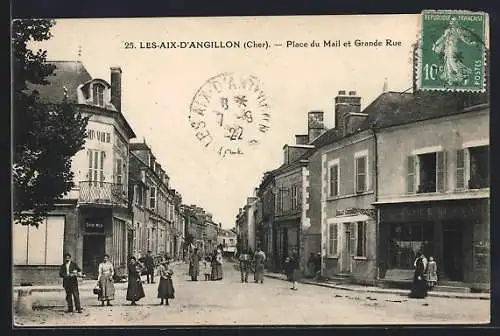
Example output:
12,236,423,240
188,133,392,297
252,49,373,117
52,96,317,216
419,10,488,92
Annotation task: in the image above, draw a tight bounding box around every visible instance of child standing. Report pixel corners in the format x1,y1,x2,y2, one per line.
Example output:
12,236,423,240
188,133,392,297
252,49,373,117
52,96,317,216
157,258,175,306
426,256,438,289
203,256,212,281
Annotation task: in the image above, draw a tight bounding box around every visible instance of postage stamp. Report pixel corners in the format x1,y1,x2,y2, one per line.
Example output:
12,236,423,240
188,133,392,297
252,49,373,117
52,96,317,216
188,72,272,158
419,10,487,92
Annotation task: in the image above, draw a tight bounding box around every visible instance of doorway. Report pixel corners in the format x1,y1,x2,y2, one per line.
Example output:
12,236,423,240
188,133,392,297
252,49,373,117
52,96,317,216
341,223,353,273
83,235,106,278
442,224,464,281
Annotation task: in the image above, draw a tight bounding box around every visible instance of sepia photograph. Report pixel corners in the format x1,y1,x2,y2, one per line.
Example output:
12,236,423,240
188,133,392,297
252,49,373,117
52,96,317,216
11,12,490,326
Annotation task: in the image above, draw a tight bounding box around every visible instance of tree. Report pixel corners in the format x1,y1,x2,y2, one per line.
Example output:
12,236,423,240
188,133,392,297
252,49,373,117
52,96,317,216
12,19,88,227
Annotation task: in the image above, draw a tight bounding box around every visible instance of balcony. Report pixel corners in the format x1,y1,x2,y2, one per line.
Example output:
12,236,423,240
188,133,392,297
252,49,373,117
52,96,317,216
468,177,489,190
78,181,128,207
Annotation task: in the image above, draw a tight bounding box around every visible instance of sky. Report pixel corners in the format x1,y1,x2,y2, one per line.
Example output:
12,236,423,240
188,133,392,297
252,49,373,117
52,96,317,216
30,15,420,229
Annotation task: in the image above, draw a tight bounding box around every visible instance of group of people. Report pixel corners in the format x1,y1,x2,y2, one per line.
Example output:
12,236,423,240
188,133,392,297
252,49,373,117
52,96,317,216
188,245,224,282
238,246,266,284
409,251,438,299
58,252,176,313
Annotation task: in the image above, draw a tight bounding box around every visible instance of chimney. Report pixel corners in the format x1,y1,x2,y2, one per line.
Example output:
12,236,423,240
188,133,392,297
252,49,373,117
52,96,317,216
295,134,309,145
334,90,361,136
110,66,122,113
307,111,326,143
283,145,289,165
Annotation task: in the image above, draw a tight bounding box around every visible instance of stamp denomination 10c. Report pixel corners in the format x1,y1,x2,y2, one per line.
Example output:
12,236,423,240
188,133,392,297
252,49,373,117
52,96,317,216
419,10,487,92
189,73,271,158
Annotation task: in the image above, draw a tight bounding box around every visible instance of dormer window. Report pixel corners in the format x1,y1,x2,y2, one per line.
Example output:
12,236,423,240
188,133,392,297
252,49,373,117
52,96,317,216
92,83,105,107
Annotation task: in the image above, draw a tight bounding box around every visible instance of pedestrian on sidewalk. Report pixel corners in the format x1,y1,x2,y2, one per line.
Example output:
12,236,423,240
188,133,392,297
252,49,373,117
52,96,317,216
59,253,83,313
157,258,175,306
143,251,155,284
426,256,438,289
211,246,224,281
203,256,212,281
409,251,428,299
97,254,115,307
239,249,251,283
126,256,146,305
189,248,201,281
253,246,266,284
289,251,300,291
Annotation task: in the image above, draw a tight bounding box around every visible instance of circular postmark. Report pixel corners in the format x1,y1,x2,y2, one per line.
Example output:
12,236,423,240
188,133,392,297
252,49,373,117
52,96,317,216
188,72,271,158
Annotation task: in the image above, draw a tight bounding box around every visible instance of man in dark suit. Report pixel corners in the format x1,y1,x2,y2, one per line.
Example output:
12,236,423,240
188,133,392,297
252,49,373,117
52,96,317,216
59,253,83,313
144,250,155,284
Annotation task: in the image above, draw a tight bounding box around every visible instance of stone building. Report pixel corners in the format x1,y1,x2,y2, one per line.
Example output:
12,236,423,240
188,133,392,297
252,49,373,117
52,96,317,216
13,61,136,284
373,91,489,291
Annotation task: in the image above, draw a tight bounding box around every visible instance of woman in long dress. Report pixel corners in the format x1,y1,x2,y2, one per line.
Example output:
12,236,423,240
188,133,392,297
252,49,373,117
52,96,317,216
157,258,175,306
213,247,224,280
409,252,428,299
126,256,146,305
97,254,115,306
253,247,266,284
189,248,200,281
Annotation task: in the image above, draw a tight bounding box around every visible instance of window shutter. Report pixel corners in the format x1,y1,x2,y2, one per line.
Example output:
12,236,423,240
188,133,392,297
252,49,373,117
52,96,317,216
406,155,416,193
350,223,356,256
436,151,447,192
456,149,466,190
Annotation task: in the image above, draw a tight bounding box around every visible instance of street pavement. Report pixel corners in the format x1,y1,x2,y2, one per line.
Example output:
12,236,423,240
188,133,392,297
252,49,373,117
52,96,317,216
14,262,490,326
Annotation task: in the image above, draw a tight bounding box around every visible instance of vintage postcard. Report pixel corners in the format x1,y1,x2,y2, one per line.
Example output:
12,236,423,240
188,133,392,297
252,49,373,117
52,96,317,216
11,12,490,327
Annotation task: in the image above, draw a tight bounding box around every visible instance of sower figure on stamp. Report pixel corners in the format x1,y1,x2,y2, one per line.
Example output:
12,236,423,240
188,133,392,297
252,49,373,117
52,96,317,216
59,253,83,313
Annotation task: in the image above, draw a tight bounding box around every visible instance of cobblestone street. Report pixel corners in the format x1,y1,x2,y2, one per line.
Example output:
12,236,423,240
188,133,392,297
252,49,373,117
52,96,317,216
14,262,490,326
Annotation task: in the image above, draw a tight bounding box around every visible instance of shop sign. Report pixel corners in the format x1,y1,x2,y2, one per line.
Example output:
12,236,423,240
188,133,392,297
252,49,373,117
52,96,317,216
336,208,375,218
85,221,105,233
380,201,488,222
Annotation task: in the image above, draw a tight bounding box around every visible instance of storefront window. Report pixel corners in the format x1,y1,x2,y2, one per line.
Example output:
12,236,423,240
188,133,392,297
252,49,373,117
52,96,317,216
388,222,434,269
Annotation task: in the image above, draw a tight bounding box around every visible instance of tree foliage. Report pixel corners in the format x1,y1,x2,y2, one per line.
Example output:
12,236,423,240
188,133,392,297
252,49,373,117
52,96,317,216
12,19,89,226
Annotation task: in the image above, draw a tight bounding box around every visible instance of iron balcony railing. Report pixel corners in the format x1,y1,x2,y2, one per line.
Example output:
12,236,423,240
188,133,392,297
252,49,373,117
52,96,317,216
78,181,128,207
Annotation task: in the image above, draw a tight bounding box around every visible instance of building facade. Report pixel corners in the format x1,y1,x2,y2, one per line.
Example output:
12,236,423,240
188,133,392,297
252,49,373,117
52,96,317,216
256,173,276,269
374,92,489,290
217,227,237,257
13,62,136,284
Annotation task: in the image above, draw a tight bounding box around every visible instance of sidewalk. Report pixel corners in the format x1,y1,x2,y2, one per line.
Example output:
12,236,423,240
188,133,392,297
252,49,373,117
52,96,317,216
264,272,490,300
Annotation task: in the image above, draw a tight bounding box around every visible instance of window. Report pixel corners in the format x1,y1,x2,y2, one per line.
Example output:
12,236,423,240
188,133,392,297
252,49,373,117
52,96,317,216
356,221,367,257
116,158,123,185
106,133,111,143
150,186,157,210
113,219,126,265
290,185,298,211
329,163,339,197
88,150,105,184
355,155,368,193
387,223,434,269
92,83,105,106
456,145,489,190
327,224,338,257
407,151,447,194
13,216,65,265
276,189,283,213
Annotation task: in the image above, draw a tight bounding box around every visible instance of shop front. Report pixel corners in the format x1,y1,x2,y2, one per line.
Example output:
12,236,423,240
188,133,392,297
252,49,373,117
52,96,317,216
377,198,489,289
275,218,300,270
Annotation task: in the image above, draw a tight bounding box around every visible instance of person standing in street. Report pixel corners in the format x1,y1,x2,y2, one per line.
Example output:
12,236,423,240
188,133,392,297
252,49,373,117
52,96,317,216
253,246,266,284
189,248,201,281
409,251,428,299
203,256,212,281
289,250,300,291
238,249,251,283
97,254,115,307
59,253,83,313
144,250,155,284
426,256,438,290
157,258,175,306
126,256,146,305
213,245,224,280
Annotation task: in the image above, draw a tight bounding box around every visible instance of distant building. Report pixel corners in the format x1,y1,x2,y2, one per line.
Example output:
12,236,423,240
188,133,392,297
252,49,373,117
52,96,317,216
217,226,237,257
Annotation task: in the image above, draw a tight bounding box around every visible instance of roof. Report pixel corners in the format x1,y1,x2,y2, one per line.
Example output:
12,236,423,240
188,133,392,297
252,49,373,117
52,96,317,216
27,61,92,103
129,142,151,151
264,90,489,179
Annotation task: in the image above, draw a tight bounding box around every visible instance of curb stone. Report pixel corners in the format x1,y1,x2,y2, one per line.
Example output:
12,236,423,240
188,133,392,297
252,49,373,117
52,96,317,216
264,273,490,300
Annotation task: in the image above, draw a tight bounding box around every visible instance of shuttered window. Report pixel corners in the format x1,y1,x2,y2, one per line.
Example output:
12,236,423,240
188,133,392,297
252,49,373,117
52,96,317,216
436,151,447,192
355,156,367,193
329,164,339,197
328,224,338,257
406,155,416,193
